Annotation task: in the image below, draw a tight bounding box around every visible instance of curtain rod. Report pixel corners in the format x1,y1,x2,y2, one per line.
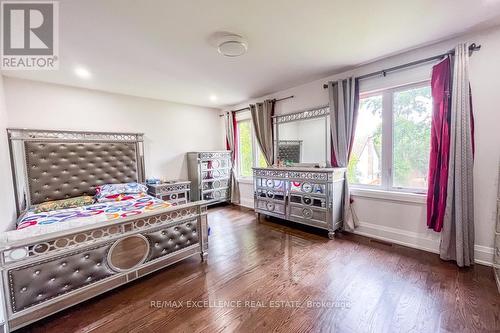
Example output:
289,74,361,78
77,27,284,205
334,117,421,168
322,43,481,89
219,95,294,116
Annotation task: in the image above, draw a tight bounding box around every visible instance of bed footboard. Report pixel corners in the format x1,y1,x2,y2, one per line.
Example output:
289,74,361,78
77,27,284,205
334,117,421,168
0,202,208,331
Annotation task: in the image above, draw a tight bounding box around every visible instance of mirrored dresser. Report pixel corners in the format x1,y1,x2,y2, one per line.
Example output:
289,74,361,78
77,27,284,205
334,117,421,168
253,167,345,239
253,104,345,238
187,151,232,205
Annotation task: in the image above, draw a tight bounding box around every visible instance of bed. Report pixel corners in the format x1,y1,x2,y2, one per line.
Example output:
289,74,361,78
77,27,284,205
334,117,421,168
0,129,208,331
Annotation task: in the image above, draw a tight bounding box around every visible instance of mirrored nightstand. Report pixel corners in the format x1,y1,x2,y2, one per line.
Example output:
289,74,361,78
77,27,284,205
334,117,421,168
147,180,191,206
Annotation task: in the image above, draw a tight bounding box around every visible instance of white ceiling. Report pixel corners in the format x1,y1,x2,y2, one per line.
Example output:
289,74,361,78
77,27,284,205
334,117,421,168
4,0,500,108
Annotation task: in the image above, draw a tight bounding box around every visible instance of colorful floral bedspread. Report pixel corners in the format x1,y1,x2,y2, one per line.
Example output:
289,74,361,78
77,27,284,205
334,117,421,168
17,195,171,230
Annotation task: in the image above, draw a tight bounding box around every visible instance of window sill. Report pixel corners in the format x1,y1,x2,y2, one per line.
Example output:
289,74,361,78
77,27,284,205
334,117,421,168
350,188,426,204
235,179,426,203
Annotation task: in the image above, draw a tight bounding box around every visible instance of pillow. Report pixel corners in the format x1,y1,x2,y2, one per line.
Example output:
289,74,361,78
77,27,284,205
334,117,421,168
95,182,148,202
33,196,95,213
96,192,148,203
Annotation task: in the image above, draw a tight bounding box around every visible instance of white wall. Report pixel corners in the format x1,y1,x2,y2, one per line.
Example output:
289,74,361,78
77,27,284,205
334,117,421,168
0,76,14,325
1,77,224,229
0,76,16,232
227,26,500,265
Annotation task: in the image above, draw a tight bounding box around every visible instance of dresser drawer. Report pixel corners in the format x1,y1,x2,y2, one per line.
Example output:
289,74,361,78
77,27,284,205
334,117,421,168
200,159,231,170
256,199,286,216
289,193,327,208
202,169,230,180
288,205,327,227
202,178,230,191
289,181,326,196
255,178,286,191
255,188,286,202
155,191,188,202
169,199,189,206
202,189,229,202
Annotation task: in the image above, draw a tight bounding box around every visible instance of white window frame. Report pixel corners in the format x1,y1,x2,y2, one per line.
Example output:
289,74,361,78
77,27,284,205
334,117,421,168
235,111,262,182
351,80,431,195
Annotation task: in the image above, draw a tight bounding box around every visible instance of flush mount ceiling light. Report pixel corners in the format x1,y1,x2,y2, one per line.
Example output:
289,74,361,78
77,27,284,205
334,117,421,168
74,66,91,79
217,34,247,57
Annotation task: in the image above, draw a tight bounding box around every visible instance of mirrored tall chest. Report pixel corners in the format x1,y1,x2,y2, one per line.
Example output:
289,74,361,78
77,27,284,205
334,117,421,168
187,151,232,205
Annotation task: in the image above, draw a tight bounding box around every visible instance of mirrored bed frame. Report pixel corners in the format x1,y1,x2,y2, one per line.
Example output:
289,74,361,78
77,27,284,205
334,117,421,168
0,129,208,331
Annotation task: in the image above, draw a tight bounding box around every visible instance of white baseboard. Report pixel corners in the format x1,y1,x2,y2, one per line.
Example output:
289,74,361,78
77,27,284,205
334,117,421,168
239,198,254,209
354,221,440,254
354,221,494,266
474,245,495,266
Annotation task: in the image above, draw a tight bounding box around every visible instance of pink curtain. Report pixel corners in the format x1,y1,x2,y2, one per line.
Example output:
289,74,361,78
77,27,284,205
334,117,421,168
426,57,451,232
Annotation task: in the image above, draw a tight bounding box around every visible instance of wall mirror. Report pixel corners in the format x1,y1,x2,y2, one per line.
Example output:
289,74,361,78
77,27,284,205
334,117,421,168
273,106,331,167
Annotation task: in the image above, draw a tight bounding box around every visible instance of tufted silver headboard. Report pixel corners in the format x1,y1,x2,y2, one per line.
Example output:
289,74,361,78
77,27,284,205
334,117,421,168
8,129,145,214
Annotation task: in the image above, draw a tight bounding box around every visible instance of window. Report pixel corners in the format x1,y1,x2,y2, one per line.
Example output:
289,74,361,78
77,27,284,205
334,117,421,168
256,146,268,168
236,113,269,179
348,94,383,186
237,120,253,178
349,82,432,193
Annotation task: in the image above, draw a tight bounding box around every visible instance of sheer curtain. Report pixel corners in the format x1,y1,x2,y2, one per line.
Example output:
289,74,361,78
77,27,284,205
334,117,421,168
439,43,475,267
328,78,360,231
250,99,275,166
225,111,240,204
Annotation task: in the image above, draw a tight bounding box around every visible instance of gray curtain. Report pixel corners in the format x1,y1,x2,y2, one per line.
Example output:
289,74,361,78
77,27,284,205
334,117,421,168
250,100,275,166
328,78,360,231
225,111,240,204
440,43,475,267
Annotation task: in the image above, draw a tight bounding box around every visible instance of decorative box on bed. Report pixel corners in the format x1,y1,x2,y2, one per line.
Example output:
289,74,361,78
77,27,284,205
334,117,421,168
1,129,208,331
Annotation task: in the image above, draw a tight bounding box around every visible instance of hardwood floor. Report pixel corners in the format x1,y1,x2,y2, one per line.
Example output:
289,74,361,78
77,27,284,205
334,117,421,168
20,205,499,333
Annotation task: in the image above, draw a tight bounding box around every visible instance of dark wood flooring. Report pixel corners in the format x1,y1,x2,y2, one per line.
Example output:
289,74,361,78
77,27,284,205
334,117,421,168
20,205,500,332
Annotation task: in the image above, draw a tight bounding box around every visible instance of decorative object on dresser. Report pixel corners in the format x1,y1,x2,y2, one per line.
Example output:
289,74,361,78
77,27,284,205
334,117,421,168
1,129,208,332
253,167,345,239
147,180,191,206
187,151,232,205
495,163,500,292
277,140,302,164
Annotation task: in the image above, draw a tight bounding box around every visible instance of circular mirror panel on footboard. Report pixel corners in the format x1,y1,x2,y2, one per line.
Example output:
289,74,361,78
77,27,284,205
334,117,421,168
108,235,150,271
